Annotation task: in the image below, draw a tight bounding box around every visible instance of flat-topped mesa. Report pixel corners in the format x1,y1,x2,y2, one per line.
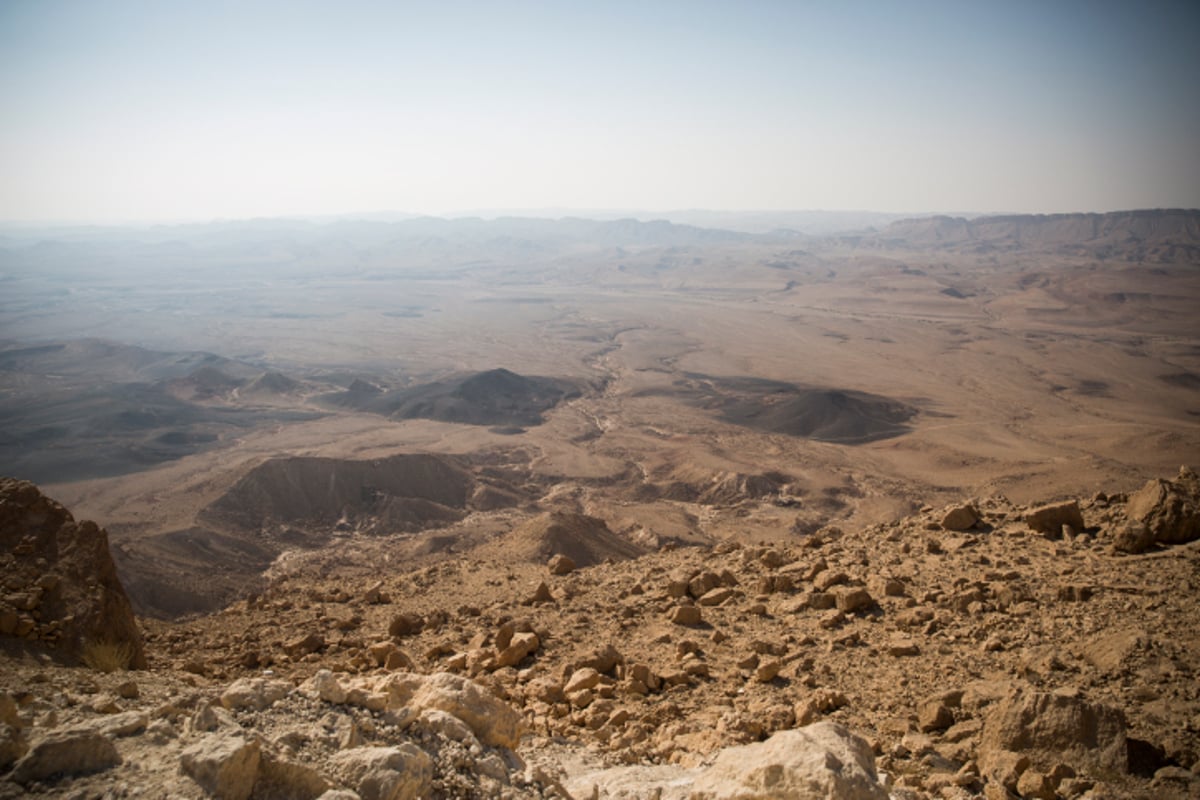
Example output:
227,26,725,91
0,478,146,669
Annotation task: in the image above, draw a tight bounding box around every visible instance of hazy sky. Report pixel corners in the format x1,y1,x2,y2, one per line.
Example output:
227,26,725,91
2,0,1197,223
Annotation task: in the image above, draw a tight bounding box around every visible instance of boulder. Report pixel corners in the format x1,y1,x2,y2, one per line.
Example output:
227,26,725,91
547,554,576,575
835,587,874,614
1110,521,1154,554
941,504,979,531
1024,500,1084,537
979,687,1127,775
1125,467,1200,544
669,605,703,626
409,672,523,749
330,745,432,800
495,631,539,668
10,728,120,785
179,732,261,800
0,478,146,668
565,667,603,695
690,721,888,799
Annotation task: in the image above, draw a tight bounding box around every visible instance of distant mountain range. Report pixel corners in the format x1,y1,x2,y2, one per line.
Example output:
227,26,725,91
862,208,1200,261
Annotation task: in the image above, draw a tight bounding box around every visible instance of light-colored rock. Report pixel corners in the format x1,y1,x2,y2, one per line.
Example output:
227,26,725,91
305,670,349,704
179,732,261,800
330,744,433,800
690,721,888,799
565,667,603,695
221,677,291,711
410,672,524,749
417,708,476,743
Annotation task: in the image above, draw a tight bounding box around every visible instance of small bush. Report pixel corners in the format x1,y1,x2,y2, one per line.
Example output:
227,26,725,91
81,640,135,673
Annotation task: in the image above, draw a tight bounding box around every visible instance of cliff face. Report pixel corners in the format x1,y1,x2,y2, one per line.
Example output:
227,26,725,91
0,478,146,669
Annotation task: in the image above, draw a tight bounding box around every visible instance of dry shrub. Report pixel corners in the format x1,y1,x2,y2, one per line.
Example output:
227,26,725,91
81,640,135,673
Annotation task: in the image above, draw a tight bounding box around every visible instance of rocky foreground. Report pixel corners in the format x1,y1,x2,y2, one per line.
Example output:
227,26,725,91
1,469,1199,799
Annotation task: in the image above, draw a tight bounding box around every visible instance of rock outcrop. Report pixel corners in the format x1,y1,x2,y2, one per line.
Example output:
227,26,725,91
0,478,146,669
1125,466,1200,545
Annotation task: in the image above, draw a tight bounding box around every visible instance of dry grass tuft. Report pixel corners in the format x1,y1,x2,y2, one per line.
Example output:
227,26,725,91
81,639,136,673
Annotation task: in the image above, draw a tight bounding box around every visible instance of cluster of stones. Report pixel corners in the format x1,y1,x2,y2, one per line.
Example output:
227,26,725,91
1,670,561,800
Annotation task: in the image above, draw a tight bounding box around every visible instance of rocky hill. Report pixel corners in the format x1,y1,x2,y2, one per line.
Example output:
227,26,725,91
2,470,1199,798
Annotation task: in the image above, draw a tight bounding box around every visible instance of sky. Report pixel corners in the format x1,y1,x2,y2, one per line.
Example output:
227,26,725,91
1,0,1198,224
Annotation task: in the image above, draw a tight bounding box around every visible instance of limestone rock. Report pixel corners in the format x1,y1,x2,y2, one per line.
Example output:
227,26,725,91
330,744,433,800
0,478,146,668
1125,467,1200,544
221,677,292,711
409,672,524,749
180,732,261,800
979,687,1127,775
1024,500,1084,538
11,728,121,786
690,721,889,800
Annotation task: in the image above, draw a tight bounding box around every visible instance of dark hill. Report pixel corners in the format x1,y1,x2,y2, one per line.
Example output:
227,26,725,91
670,375,915,444
320,368,581,427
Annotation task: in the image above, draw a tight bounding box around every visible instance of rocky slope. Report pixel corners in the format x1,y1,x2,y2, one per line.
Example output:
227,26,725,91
2,470,1199,798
